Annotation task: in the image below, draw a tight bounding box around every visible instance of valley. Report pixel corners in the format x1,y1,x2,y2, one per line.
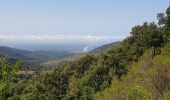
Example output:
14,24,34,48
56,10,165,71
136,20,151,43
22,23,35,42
0,1,169,100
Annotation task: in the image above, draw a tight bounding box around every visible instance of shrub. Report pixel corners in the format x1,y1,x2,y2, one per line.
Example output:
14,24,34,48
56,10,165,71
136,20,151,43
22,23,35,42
163,92,170,100
128,86,153,100
153,65,170,95
7,95,20,100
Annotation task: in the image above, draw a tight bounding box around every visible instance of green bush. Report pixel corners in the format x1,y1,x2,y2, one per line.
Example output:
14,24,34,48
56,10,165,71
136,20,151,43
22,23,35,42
163,92,170,100
7,95,20,100
128,86,153,100
152,64,170,95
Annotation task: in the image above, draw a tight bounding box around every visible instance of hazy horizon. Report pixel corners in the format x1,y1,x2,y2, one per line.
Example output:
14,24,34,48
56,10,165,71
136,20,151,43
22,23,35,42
0,0,169,50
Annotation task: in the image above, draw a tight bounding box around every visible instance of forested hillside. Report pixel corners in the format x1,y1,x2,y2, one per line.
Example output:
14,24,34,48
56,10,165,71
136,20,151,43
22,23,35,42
90,41,121,53
0,46,72,63
0,5,170,100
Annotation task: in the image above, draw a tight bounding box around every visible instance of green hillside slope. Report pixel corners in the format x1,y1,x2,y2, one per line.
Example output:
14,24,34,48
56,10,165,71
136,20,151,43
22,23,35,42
90,41,121,53
94,46,170,100
2,4,170,100
43,42,121,67
0,46,72,63
42,53,86,67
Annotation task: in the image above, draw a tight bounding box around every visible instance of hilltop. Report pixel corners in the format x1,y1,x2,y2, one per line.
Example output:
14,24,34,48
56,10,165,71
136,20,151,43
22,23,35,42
0,46,72,63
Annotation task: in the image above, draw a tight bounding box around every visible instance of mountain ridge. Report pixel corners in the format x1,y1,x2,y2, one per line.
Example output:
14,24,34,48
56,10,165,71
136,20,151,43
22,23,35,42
0,46,72,63
90,41,121,53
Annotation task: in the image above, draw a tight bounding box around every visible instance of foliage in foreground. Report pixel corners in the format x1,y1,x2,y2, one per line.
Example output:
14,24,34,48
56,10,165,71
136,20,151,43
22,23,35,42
94,47,170,100
1,4,170,100
0,56,20,100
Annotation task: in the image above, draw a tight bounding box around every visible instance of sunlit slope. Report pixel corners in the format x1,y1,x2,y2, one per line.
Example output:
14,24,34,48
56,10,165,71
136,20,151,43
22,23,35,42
94,46,170,100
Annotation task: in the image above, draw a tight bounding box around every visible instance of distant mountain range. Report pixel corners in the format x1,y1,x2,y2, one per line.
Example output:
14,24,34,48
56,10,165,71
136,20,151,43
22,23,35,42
90,41,121,53
42,41,121,66
83,41,121,53
0,46,72,63
0,41,120,67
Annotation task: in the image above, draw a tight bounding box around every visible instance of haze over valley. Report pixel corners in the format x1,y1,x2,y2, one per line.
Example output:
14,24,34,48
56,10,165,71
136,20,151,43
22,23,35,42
0,1,170,100
0,33,123,53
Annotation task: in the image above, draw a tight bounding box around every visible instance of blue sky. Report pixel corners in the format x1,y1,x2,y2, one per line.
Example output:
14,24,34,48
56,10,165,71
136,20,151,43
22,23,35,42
0,0,169,50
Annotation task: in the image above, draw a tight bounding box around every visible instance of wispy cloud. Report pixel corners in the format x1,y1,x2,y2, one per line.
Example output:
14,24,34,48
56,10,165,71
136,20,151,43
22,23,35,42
0,34,124,45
